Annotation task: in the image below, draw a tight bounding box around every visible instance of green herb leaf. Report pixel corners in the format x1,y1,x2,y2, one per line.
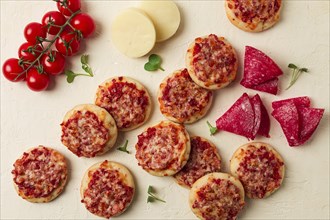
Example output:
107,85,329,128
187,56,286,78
81,54,88,65
117,140,130,154
207,121,218,135
147,185,166,203
286,63,309,90
65,70,76,83
81,54,94,76
288,63,298,69
144,54,164,72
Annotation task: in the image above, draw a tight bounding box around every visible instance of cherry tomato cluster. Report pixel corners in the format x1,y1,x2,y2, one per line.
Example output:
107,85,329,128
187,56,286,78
2,0,95,91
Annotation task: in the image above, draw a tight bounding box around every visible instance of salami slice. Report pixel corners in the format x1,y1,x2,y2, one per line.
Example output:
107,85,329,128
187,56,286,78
258,98,271,138
216,93,254,139
250,94,262,139
240,46,283,95
298,107,324,144
272,96,311,109
271,101,300,146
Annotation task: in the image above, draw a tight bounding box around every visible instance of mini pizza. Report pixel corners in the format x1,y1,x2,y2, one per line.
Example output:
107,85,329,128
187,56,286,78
135,120,190,176
81,160,135,218
12,146,68,203
186,34,238,90
61,104,117,158
225,0,282,32
230,142,285,199
95,76,152,131
158,68,213,123
189,172,245,220
174,136,221,188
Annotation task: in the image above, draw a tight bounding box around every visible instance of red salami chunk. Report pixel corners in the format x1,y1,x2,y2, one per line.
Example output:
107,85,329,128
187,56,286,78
216,93,254,139
241,46,283,95
272,96,311,109
258,98,271,138
250,94,262,139
271,101,300,146
298,107,324,144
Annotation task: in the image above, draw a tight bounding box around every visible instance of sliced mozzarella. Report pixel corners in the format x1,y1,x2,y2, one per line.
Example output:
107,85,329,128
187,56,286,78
111,8,156,58
140,0,181,42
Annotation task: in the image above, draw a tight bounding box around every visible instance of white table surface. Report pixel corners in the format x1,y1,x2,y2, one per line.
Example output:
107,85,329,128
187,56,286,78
1,0,329,219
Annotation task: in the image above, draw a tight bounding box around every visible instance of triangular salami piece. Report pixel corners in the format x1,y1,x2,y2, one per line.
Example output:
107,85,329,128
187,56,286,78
298,107,324,144
272,96,310,109
242,78,279,95
258,97,271,138
241,46,283,95
271,101,300,146
250,94,262,140
216,93,254,139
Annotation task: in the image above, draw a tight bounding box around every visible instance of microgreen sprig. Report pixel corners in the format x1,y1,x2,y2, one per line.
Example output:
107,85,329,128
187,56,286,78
117,140,130,154
147,186,166,203
286,63,309,90
65,54,94,83
207,121,218,135
144,54,164,72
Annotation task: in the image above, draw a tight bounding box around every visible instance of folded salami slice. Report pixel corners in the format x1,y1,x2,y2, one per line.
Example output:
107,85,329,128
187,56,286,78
272,97,324,146
272,96,311,109
241,46,283,95
298,107,324,144
216,93,254,139
215,93,270,140
271,101,300,146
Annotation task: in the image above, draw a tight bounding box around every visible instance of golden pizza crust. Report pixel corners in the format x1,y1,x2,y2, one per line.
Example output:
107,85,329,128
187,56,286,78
189,172,245,220
80,160,135,218
230,142,285,199
186,35,238,90
61,104,118,157
158,69,213,124
225,0,282,32
13,146,68,203
95,76,152,131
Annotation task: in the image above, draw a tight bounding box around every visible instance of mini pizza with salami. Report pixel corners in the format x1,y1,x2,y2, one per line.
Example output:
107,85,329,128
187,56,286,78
61,104,118,158
95,76,152,131
12,146,68,203
135,120,190,176
186,34,238,90
158,68,213,124
230,142,285,199
81,160,135,218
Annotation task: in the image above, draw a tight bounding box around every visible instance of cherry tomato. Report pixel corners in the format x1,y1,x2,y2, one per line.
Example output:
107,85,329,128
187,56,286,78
70,13,95,38
2,58,26,82
55,32,81,56
57,0,81,16
42,11,67,35
24,22,47,44
41,50,66,75
26,68,50,92
18,42,43,62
